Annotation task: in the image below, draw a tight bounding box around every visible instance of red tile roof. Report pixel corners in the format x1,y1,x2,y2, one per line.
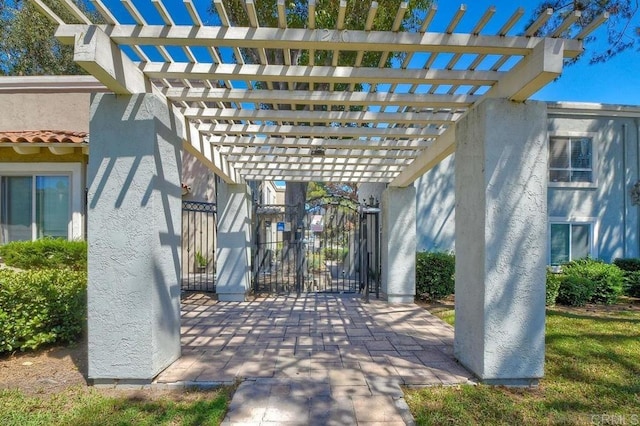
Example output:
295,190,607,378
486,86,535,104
0,130,88,144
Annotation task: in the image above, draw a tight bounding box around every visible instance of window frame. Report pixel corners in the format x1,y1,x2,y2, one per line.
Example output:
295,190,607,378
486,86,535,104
0,163,83,243
548,217,598,266
548,131,598,189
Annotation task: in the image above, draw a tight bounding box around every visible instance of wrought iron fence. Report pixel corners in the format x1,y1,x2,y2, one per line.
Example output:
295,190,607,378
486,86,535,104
181,201,216,292
253,196,378,295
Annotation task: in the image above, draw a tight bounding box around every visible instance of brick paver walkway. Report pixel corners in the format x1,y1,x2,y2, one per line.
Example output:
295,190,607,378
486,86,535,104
155,293,473,425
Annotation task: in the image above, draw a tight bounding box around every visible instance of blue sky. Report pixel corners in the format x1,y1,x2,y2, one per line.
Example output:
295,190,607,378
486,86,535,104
431,1,639,106
102,0,638,106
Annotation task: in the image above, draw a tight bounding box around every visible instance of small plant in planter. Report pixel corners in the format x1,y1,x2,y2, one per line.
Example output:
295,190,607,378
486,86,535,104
195,251,208,271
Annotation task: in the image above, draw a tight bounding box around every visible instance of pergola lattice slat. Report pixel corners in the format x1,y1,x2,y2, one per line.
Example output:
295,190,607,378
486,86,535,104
35,1,603,185
197,124,441,139
164,88,479,108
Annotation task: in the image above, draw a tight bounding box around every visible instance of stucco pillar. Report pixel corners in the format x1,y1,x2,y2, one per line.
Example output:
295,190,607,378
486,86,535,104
87,93,182,382
381,185,416,303
358,182,386,204
454,98,547,385
216,181,252,301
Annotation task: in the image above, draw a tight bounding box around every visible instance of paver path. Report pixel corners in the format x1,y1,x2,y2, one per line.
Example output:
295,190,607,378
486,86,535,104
156,293,473,425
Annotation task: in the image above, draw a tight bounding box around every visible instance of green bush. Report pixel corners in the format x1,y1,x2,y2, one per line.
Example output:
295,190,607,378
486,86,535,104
323,247,348,261
613,258,640,297
546,270,563,306
562,258,624,305
0,268,87,353
556,275,596,307
613,258,640,272
416,251,455,300
622,271,640,298
0,239,87,271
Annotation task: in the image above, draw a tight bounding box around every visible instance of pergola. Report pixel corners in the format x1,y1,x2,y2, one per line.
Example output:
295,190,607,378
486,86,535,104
32,0,605,185
30,0,607,386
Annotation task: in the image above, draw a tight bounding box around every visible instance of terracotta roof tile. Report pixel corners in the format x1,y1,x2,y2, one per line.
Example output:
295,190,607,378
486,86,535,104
0,130,88,144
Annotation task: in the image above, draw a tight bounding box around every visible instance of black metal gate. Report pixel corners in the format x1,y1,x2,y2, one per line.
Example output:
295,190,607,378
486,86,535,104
181,201,216,292
253,196,380,295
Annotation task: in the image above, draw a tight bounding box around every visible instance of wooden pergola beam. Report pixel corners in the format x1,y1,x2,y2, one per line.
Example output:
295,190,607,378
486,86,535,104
55,25,583,58
142,63,501,86
164,87,478,108
183,108,462,125
217,145,420,159
197,123,441,139
73,26,150,94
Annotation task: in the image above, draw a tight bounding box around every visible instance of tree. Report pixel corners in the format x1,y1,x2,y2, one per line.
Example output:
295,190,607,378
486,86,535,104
529,1,639,63
0,1,95,75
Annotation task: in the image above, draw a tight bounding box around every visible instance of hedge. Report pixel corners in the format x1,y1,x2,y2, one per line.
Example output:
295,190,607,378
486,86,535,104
546,270,562,306
416,251,455,300
556,275,596,307
613,258,640,297
0,239,87,271
0,268,87,353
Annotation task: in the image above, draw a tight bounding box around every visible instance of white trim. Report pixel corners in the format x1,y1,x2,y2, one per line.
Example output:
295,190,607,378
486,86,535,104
0,163,84,241
0,75,107,93
548,102,640,117
548,131,598,189
548,216,599,265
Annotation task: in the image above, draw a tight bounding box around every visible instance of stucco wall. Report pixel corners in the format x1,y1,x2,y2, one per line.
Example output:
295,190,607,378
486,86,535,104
182,150,217,203
416,154,456,253
0,92,90,132
415,110,640,263
87,93,182,380
547,114,640,261
454,98,547,383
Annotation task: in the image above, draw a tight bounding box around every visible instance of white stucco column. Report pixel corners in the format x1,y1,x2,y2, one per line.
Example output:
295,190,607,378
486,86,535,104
454,98,547,385
87,93,182,383
216,181,252,302
381,185,416,303
358,182,386,204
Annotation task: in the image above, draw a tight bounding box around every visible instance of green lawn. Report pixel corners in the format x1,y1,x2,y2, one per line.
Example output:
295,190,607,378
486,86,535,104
0,386,233,426
405,307,640,425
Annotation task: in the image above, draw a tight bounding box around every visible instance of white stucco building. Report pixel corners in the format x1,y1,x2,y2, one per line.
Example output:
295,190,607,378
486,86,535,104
417,103,640,265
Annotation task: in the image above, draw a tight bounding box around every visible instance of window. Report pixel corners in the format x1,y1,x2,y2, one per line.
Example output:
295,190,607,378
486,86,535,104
1,175,70,243
549,222,594,265
549,137,593,184
0,163,83,244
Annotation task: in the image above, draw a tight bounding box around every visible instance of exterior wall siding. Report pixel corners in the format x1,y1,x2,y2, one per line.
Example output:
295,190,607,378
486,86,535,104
0,91,90,242
547,114,640,261
416,155,456,253
0,93,91,132
416,109,640,263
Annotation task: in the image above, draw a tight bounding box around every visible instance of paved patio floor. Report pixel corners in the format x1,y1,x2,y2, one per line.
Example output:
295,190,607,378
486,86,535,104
155,293,474,425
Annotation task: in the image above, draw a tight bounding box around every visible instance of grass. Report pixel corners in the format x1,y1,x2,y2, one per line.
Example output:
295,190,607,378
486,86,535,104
405,307,640,425
0,386,234,426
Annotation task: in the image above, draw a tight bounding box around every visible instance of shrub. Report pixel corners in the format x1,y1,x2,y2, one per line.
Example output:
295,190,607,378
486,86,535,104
556,275,596,307
0,268,87,353
324,247,348,261
622,271,640,298
613,258,640,272
0,239,87,271
613,258,640,297
546,270,563,306
561,258,624,305
416,251,455,300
